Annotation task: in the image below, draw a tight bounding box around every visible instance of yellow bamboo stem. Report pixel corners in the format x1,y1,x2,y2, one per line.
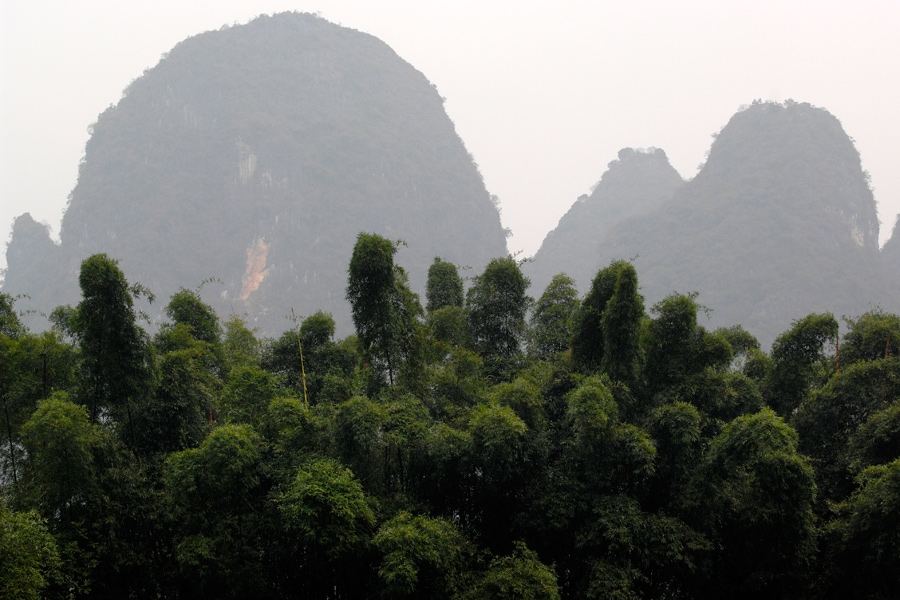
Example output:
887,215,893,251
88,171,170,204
292,308,309,408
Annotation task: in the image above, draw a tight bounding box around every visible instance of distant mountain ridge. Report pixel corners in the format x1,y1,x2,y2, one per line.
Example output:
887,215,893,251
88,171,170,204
530,101,894,346
4,26,897,347
526,147,684,295
2,12,508,336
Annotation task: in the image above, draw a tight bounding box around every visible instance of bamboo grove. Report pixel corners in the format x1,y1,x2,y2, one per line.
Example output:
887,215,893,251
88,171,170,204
1,232,898,599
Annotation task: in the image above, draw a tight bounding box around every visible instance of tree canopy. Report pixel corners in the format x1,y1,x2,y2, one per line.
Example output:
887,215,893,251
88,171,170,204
0,243,896,599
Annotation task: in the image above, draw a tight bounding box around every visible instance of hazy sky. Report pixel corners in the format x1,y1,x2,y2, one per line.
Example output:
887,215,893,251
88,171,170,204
2,0,899,276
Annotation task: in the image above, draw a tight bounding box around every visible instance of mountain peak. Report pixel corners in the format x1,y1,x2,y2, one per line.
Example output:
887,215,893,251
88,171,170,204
3,13,508,336
529,101,887,347
697,100,878,252
597,101,884,345
526,146,683,295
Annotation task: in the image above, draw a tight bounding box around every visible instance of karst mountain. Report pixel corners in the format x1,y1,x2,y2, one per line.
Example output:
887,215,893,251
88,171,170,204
529,101,894,346
3,15,896,348
2,12,508,336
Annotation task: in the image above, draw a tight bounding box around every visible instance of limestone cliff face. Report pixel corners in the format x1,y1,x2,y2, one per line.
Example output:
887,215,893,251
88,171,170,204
3,12,507,335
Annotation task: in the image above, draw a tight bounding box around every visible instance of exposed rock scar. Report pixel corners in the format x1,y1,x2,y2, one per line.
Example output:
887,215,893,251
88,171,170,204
240,238,270,300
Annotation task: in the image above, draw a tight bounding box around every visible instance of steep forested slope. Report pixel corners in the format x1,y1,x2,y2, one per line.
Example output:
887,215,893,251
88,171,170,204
2,12,507,335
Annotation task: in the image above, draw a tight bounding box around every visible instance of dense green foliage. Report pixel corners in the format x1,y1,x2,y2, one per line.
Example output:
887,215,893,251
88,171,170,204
347,233,425,391
74,254,152,424
1,245,897,599
466,257,531,379
0,501,60,600
527,274,579,361
4,17,898,596
427,258,466,314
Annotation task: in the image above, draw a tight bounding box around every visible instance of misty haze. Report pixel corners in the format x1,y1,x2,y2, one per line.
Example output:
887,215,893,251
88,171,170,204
1,7,898,600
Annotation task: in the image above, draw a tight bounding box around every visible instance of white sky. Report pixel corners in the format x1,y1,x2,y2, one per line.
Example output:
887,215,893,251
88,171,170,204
2,1,899,275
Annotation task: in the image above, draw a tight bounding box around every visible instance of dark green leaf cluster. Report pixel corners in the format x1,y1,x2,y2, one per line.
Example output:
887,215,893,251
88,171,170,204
466,257,531,377
0,250,897,599
427,257,465,313
527,274,579,361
